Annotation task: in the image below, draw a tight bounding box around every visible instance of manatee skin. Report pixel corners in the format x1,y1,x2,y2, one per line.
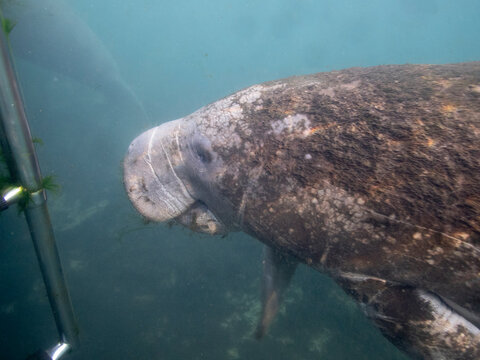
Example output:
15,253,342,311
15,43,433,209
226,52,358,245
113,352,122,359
124,63,480,359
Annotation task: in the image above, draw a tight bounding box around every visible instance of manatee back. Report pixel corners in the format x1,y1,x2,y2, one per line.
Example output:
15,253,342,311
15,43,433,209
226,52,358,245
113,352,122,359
212,63,480,316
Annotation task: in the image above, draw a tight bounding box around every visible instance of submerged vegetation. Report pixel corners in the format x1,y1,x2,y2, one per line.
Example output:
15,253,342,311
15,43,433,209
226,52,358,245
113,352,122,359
1,16,15,35
0,2,16,36
32,137,44,146
0,140,60,214
0,4,59,213
40,174,60,192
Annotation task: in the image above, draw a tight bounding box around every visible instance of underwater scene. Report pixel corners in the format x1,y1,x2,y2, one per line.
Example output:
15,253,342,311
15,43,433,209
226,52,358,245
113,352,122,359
1,0,479,359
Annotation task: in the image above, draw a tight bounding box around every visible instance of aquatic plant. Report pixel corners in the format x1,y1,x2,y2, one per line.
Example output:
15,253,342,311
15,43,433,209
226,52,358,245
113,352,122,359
12,175,60,213
32,137,44,146
1,16,15,35
40,175,59,192
0,2,15,36
13,176,59,214
0,142,60,214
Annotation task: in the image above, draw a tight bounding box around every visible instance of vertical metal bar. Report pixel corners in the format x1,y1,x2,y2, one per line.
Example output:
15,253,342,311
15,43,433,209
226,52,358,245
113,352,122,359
0,18,79,351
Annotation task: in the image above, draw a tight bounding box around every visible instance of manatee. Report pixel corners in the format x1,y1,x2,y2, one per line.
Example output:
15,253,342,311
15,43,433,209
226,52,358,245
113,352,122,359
2,0,147,122
123,63,480,359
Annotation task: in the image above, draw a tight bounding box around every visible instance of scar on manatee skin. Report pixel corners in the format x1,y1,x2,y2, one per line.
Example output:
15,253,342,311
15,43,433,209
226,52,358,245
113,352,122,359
306,123,336,136
140,178,148,193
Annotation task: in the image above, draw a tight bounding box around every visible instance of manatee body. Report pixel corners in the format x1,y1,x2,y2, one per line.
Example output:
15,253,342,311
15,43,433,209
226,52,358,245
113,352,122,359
124,63,480,359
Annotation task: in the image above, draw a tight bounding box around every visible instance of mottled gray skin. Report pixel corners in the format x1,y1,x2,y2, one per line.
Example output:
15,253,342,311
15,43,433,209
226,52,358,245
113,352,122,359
124,63,480,359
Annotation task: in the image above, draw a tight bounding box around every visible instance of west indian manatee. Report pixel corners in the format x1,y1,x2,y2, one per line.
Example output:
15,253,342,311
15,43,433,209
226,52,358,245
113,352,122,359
123,62,480,359
2,0,148,123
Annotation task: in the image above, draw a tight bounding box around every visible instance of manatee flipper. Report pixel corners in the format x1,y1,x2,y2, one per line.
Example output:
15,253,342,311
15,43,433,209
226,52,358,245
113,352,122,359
255,246,298,339
336,273,480,360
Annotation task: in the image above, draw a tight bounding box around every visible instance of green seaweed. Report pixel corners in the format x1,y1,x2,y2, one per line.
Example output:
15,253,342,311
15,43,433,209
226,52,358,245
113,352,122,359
32,137,44,146
14,186,29,214
0,165,60,214
1,16,15,35
9,175,60,214
1,133,59,214
40,175,60,193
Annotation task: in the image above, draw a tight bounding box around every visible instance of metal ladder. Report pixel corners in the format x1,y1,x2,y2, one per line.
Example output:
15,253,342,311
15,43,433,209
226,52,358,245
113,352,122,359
0,13,79,360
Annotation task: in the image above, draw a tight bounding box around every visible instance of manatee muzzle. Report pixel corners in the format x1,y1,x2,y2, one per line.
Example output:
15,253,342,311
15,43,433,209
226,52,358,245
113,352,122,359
123,120,195,222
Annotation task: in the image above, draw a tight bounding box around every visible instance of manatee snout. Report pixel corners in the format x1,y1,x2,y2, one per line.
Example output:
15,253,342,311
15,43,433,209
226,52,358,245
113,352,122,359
123,120,195,222
124,119,228,235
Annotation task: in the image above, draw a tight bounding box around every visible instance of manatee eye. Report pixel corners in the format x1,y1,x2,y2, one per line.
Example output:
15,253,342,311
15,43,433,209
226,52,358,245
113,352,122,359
194,142,212,164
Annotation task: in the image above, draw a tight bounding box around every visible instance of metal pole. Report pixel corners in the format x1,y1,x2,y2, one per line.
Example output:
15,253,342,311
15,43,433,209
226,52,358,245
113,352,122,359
0,16,79,355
